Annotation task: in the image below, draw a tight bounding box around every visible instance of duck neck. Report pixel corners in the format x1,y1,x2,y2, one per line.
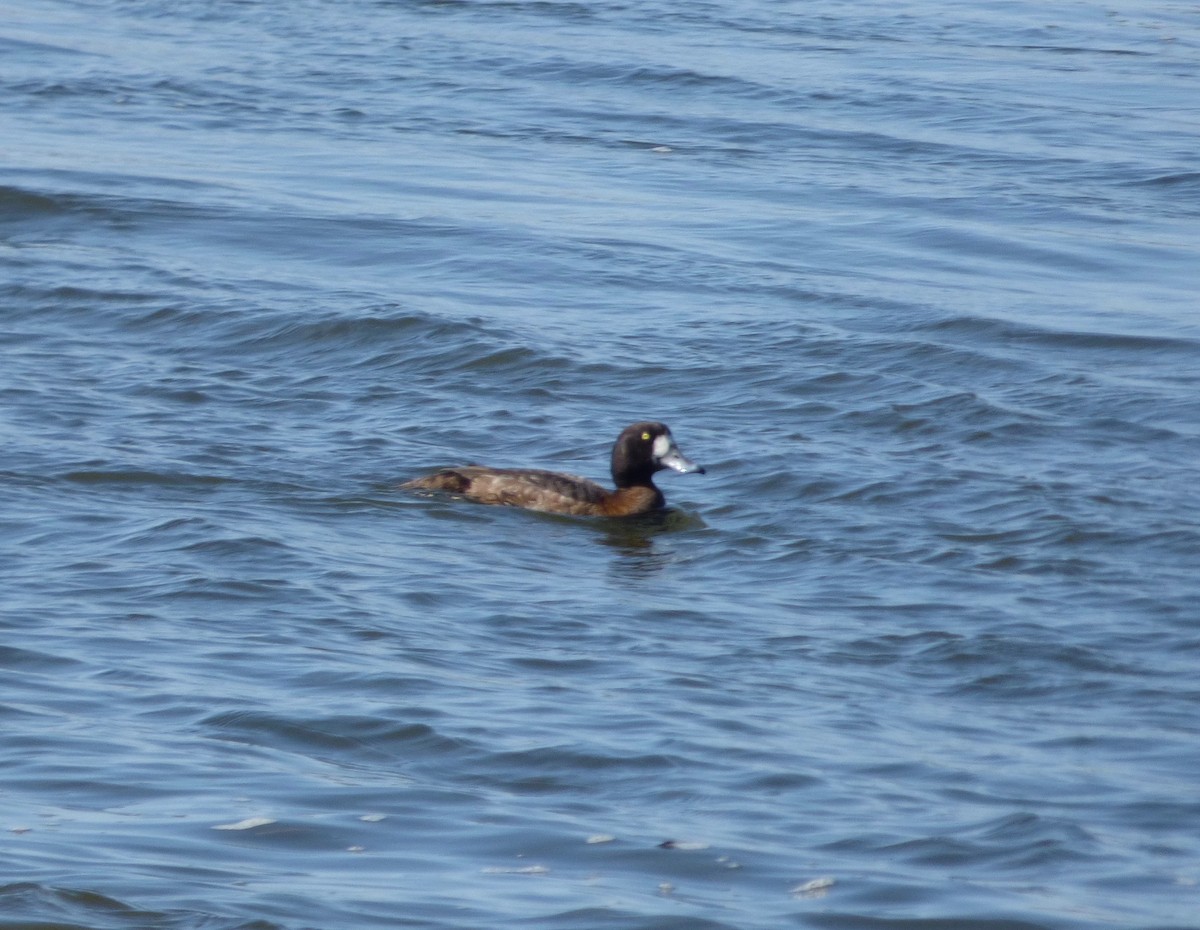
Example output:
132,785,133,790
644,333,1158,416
612,466,657,491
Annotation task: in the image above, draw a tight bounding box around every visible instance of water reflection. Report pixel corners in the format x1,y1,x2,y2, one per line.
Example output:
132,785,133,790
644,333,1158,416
597,508,707,579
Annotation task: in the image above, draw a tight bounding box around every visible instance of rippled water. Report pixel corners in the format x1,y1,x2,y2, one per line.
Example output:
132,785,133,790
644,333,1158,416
3,1,1200,928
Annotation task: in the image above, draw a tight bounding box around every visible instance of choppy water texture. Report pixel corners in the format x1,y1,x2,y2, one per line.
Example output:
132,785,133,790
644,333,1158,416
3,1,1200,928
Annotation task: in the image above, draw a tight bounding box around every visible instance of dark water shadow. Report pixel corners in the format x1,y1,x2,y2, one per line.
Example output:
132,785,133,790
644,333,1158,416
592,508,707,580
388,480,707,577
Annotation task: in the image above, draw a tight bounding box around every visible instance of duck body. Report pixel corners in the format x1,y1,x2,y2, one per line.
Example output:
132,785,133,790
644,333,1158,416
402,422,704,517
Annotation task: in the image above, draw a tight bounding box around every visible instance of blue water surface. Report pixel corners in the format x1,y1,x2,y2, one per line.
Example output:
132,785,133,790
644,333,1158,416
2,1,1199,928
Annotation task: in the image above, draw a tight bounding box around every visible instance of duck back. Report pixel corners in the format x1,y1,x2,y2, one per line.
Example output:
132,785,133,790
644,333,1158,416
403,467,615,515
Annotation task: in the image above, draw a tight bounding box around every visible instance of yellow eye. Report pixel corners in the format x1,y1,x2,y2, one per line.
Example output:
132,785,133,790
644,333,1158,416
641,432,651,441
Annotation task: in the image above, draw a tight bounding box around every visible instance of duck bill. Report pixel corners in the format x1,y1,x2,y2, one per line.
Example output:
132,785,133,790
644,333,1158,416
660,445,706,475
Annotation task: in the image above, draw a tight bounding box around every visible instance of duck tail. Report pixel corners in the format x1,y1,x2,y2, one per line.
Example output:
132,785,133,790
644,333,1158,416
400,469,472,493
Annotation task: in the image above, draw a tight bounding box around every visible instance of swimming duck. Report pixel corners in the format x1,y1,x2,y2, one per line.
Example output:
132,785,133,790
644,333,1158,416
402,421,704,517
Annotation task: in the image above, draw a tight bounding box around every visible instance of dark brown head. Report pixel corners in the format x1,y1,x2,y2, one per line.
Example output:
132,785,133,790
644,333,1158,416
610,422,705,489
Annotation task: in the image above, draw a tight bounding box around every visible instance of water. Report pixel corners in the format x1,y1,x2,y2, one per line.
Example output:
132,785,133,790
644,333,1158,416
3,1,1199,928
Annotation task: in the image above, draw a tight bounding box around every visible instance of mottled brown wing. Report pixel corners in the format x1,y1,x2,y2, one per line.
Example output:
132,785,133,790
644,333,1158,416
403,467,610,515
461,469,609,514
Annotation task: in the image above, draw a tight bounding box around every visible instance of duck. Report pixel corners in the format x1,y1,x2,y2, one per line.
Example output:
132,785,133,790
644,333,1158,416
401,421,704,517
